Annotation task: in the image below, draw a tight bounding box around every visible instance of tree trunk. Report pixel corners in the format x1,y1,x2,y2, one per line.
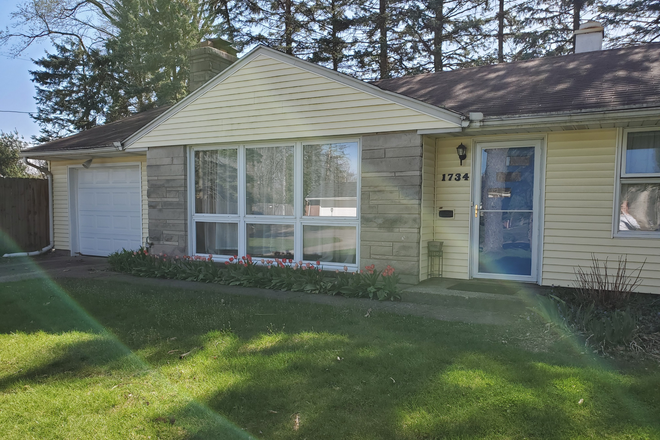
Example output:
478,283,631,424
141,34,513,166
498,0,504,63
285,0,293,55
433,0,444,72
572,0,583,53
331,0,339,70
379,0,389,79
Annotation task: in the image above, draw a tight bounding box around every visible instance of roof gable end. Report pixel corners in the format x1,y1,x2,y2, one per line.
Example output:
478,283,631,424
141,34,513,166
126,46,462,149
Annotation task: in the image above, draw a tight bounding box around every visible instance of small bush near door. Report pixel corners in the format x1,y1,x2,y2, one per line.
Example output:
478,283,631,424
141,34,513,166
536,255,658,356
573,254,645,310
108,248,401,301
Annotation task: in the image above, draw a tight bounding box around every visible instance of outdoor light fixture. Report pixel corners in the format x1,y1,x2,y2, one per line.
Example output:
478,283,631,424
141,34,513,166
82,158,93,169
456,143,467,166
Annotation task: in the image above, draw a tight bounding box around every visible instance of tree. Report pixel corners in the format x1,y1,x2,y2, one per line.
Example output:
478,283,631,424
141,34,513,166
599,0,660,46
0,131,29,178
27,0,215,141
0,0,116,55
30,40,110,142
106,0,215,112
400,0,490,73
352,0,409,80
514,0,598,58
305,0,358,71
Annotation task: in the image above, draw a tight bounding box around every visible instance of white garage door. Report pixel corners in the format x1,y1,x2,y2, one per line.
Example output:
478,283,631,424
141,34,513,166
77,166,142,256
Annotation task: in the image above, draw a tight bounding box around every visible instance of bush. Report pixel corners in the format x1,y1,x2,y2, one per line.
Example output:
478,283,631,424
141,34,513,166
573,254,645,310
549,295,639,347
108,248,402,301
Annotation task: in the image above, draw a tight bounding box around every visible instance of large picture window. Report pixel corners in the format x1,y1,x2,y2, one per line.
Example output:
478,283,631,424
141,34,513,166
616,130,660,235
190,141,360,268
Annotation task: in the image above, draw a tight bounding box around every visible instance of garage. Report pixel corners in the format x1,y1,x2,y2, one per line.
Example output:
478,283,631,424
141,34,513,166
74,165,142,256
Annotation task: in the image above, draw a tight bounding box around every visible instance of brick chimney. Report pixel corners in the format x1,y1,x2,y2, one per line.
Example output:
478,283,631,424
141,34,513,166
189,38,238,92
574,21,604,54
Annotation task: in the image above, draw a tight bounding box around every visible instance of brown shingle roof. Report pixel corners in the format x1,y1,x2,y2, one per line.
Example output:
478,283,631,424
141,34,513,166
25,106,170,154
373,44,660,118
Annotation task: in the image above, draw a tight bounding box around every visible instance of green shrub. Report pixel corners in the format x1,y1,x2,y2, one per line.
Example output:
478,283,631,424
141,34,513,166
108,249,402,301
543,294,639,348
573,254,645,310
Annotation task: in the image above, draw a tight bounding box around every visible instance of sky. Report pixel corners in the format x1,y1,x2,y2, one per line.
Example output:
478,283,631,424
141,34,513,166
0,1,52,144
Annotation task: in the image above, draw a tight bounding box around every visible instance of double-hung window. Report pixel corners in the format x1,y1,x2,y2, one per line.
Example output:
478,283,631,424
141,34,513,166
616,129,660,235
191,140,360,268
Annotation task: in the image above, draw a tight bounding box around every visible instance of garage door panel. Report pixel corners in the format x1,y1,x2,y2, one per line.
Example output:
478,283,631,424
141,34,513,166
77,166,142,257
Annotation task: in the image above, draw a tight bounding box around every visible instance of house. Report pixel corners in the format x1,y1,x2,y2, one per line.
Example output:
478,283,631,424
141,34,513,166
23,24,660,292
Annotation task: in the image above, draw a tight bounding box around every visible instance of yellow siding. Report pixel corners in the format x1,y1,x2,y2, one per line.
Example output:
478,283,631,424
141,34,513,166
420,136,436,280
130,54,456,149
543,130,660,294
433,137,472,279
50,156,148,251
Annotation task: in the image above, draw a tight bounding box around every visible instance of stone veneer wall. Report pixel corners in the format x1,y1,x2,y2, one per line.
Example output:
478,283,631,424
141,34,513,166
146,146,188,255
361,132,423,285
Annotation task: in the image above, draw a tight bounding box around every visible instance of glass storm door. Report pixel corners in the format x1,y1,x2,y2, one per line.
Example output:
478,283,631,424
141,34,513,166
471,141,541,281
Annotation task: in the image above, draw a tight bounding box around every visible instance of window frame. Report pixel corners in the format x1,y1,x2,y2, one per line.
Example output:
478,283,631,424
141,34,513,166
613,128,660,238
188,138,361,270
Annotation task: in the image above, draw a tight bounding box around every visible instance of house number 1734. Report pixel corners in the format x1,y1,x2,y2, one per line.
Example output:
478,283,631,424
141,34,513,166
441,173,469,182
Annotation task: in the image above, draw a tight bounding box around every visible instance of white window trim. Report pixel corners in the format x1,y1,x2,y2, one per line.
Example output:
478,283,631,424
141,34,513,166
613,127,660,238
187,138,361,270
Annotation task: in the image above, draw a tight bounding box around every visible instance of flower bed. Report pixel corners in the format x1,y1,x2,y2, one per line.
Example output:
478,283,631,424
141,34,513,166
108,248,401,301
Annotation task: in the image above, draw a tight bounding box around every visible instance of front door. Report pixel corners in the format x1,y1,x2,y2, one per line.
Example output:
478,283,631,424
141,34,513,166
470,140,542,281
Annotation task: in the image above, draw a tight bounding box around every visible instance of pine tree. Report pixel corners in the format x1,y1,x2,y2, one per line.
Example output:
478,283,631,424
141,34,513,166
305,0,359,71
240,0,313,56
352,0,409,80
105,0,214,116
400,0,490,73
514,0,598,58
599,0,660,46
30,41,110,142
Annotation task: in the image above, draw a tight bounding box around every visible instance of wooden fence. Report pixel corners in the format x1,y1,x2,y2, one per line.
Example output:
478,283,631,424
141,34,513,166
0,178,49,253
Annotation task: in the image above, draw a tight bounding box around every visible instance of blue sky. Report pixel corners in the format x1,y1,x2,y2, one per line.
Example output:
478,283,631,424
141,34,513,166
0,1,52,144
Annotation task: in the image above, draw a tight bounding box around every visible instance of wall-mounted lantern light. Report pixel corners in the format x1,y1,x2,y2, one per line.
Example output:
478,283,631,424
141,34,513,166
456,143,467,166
82,158,93,169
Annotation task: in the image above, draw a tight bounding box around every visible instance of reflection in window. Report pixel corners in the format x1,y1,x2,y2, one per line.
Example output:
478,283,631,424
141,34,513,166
303,225,357,264
303,142,358,217
246,146,294,216
626,131,660,174
196,222,238,255
479,212,532,276
620,183,660,231
195,149,238,214
247,224,294,259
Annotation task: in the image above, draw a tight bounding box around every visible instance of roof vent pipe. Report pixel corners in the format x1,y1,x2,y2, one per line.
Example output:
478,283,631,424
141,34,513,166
574,21,604,54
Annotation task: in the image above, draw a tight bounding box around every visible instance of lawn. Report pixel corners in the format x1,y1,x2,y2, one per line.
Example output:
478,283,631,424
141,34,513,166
1,277,659,439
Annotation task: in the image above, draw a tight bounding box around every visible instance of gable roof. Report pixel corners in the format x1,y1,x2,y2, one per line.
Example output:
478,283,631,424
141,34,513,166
23,106,170,156
373,43,660,118
125,45,464,149
23,43,660,157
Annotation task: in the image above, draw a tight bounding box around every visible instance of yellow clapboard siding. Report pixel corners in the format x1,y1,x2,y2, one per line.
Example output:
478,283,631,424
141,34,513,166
420,135,436,280
50,156,148,251
433,137,472,280
543,128,660,294
130,54,456,149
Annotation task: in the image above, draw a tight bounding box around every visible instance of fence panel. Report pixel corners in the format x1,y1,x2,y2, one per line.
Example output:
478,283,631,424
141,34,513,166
0,178,49,253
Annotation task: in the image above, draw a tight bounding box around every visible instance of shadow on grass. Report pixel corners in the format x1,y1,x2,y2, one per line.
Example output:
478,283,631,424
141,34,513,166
2,278,660,439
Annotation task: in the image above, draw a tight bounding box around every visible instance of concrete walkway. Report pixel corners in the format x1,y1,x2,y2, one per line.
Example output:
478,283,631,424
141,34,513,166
0,253,541,326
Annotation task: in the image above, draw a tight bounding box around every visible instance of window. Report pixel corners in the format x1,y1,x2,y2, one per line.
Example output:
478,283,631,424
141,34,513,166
190,141,360,268
616,130,660,234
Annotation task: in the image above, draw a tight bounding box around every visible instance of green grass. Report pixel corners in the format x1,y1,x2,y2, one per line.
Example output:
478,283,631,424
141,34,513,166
1,278,659,439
